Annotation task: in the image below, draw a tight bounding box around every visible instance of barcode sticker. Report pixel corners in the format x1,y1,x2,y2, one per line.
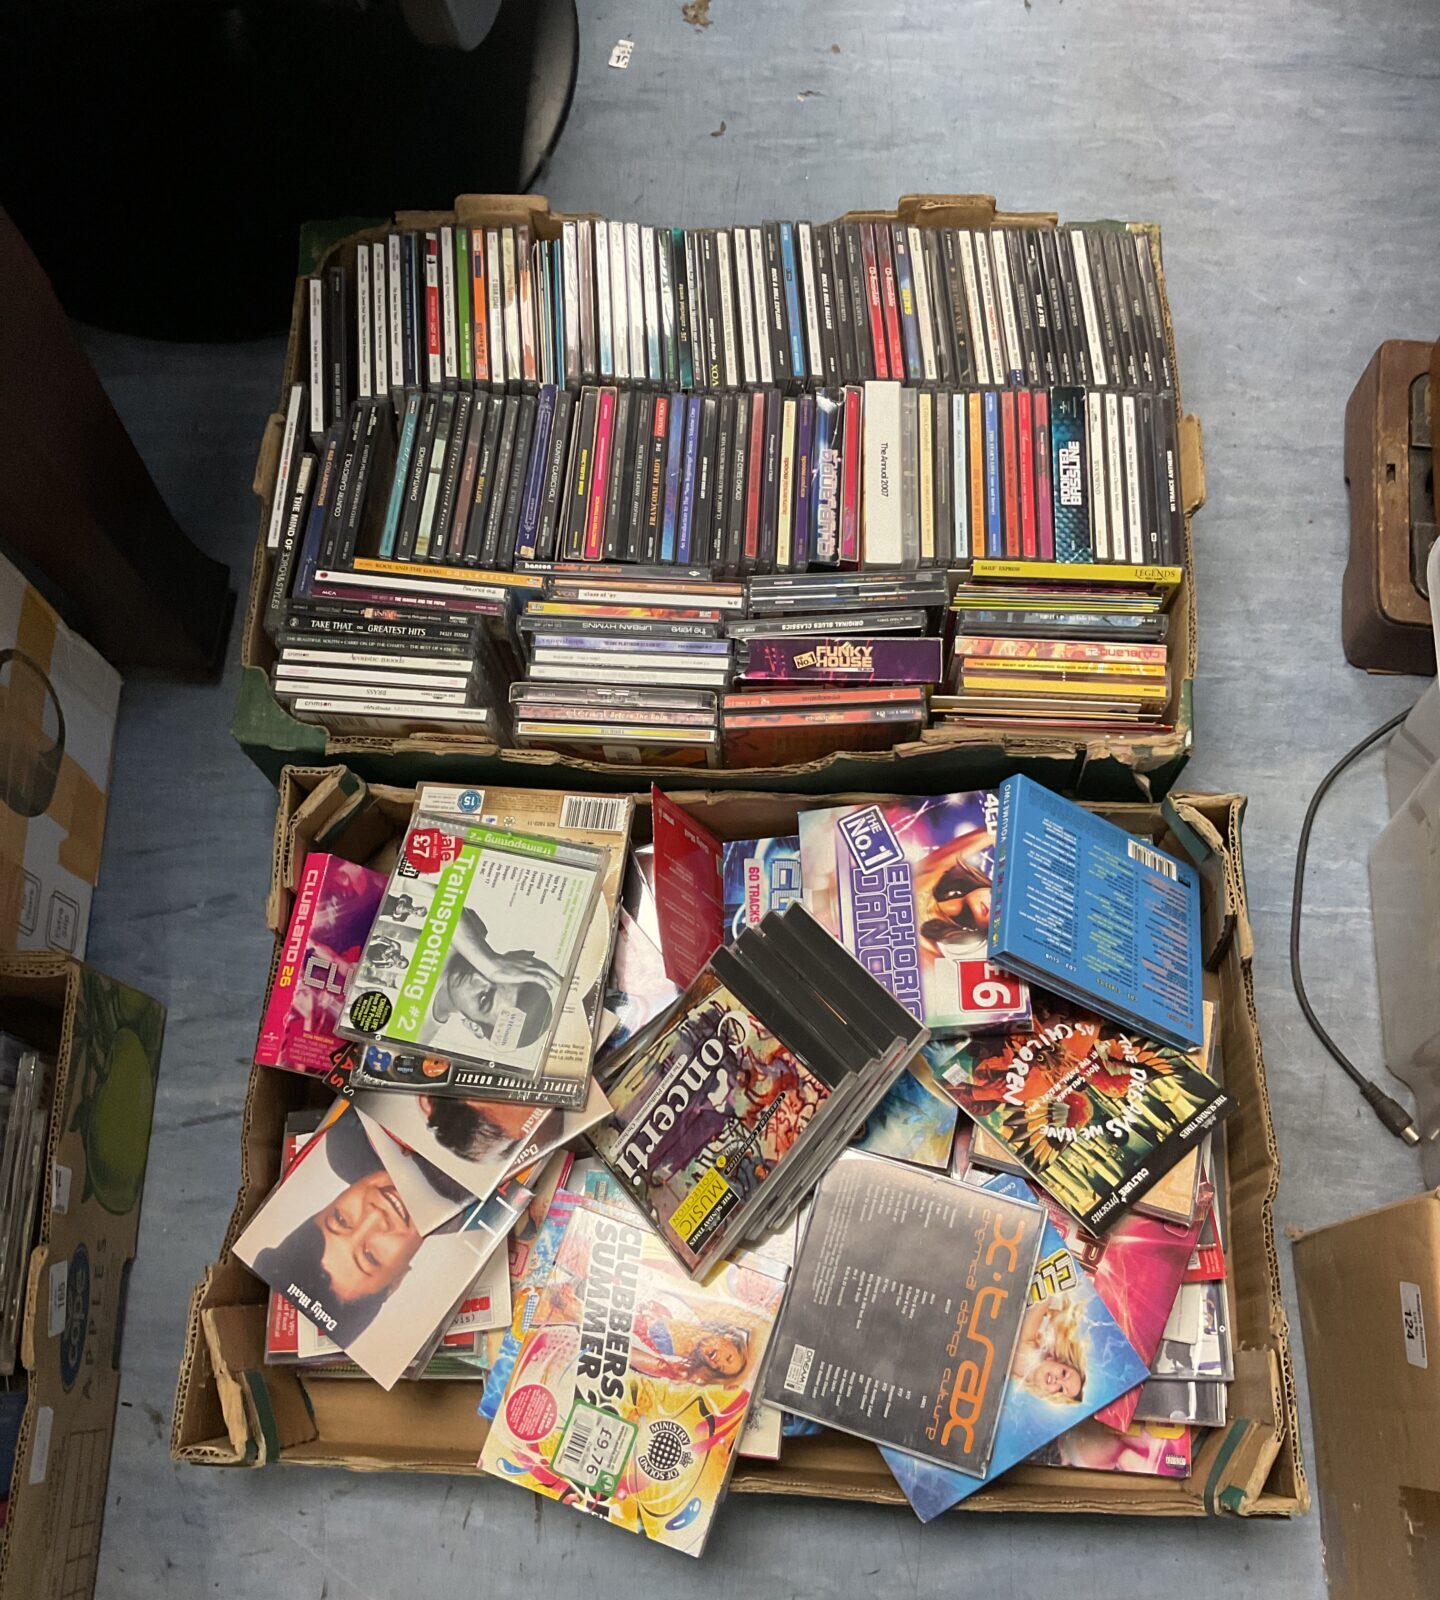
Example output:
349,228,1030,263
555,1399,635,1494
783,1342,815,1394
1402,1281,1428,1368
560,794,630,834
1127,838,1178,880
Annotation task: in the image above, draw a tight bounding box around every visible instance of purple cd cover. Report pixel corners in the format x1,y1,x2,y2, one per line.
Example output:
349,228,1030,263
800,793,1032,1036
739,636,943,684
256,853,386,1080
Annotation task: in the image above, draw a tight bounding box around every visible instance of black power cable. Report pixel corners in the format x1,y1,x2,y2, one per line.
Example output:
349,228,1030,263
1290,704,1420,1144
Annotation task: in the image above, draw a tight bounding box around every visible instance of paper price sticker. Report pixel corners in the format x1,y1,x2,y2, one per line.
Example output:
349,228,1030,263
403,827,461,874
958,960,1025,1016
28,1406,53,1485
556,1399,635,1495
1401,1281,1428,1368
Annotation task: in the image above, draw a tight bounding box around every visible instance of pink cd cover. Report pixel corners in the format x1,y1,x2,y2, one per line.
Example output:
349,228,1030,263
256,853,386,1080
1034,1188,1209,1433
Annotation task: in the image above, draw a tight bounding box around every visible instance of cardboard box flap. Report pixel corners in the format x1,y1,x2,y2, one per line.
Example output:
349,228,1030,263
173,1267,245,1467
1188,1345,1290,1514
172,1247,313,1469
266,762,366,930
1181,413,1207,515
254,409,284,509
297,1377,489,1468
838,193,992,229
297,769,386,859
1224,795,1256,962
201,1303,316,1464
267,767,418,932
390,208,456,233
1163,792,1244,967
452,194,552,231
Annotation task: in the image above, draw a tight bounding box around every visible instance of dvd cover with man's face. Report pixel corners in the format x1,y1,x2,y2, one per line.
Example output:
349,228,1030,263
235,1104,512,1390
338,818,603,1078
342,785,633,1109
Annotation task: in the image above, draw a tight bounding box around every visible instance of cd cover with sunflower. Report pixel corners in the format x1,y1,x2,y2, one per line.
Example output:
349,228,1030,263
930,992,1231,1233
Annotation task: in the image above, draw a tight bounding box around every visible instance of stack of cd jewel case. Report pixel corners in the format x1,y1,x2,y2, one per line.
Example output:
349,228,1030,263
589,902,929,1277
0,1043,51,1376
304,219,1171,422
261,207,1188,754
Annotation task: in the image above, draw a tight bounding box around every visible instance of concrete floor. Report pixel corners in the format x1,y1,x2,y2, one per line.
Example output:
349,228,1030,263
75,0,1440,1594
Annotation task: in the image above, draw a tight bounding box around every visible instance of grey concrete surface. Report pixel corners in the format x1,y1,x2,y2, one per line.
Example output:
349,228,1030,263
70,0,1440,1594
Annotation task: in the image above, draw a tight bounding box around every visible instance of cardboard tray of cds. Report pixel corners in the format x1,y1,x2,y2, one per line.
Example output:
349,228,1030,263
233,192,1204,802
171,766,1304,1519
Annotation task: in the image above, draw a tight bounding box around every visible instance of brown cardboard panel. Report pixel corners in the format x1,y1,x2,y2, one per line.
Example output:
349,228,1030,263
847,194,1001,229
1398,1486,1440,1593
172,770,1303,1519
1180,411,1207,515
0,957,165,1600
235,193,1198,795
302,1378,486,1461
202,1303,316,1460
172,1269,244,1465
0,565,121,960
1295,1191,1440,1600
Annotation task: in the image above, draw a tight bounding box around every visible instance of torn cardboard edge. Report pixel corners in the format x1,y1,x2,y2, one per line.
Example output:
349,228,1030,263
235,192,1199,795
170,769,1305,1519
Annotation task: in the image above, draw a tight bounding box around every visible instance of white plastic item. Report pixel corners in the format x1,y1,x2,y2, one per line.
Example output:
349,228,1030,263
1368,538,1440,1183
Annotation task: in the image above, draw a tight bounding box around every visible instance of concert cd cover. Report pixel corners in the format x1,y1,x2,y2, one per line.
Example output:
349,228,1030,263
589,967,834,1277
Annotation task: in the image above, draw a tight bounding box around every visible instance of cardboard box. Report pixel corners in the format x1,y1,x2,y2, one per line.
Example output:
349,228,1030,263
0,557,121,956
172,766,1304,1518
233,193,1204,800
0,955,166,1600
1294,1192,1440,1599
